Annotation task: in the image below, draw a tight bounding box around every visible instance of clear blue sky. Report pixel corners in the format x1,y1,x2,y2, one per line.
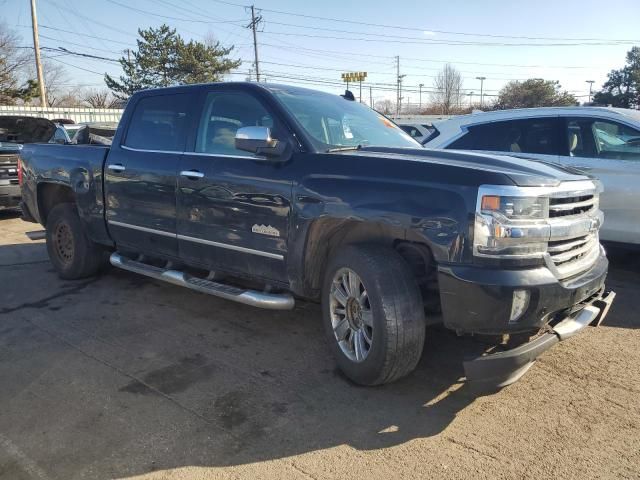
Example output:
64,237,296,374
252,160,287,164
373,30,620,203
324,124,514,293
5,0,640,105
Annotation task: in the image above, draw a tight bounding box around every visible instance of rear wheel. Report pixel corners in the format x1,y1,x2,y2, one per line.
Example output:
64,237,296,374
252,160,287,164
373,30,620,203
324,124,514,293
322,245,426,385
46,203,104,279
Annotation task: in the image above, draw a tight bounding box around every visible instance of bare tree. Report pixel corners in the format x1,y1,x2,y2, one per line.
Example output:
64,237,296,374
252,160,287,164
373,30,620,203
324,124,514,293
431,64,464,115
374,99,395,115
0,23,38,104
82,89,119,108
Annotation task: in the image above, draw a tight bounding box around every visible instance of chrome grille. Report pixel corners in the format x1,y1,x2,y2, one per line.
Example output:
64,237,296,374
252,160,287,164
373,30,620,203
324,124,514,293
546,183,601,279
548,233,598,270
549,194,596,218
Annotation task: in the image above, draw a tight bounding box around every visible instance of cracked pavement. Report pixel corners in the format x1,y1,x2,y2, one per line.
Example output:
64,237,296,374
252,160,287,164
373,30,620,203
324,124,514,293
1,210,639,479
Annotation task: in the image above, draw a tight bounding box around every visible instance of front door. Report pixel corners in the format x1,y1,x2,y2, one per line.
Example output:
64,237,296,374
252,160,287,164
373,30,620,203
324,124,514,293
176,88,293,283
105,92,195,257
560,117,640,244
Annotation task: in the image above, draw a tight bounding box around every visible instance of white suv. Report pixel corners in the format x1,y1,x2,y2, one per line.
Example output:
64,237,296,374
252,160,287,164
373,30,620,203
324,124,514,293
425,107,640,246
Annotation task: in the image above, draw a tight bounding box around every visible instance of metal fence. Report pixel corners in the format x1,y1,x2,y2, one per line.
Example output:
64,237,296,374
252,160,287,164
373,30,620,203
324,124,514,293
0,105,123,124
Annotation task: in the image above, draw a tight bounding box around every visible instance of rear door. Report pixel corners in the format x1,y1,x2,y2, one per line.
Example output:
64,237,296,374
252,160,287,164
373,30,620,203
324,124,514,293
105,92,196,257
560,116,640,244
176,88,293,283
446,117,563,165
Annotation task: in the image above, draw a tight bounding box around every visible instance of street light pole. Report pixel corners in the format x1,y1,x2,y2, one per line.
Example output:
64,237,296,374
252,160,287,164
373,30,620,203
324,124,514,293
586,80,595,103
476,76,486,107
418,83,424,111
469,91,474,107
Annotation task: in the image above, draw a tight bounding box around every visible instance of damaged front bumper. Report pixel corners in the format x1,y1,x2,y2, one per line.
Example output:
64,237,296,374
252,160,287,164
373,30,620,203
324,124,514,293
463,289,616,388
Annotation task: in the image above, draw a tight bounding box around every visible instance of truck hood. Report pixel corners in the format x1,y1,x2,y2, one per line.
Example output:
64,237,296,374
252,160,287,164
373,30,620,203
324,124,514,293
349,146,590,187
0,116,56,147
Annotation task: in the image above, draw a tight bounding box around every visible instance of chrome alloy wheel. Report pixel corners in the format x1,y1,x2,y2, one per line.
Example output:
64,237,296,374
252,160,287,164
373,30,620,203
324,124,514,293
329,268,373,363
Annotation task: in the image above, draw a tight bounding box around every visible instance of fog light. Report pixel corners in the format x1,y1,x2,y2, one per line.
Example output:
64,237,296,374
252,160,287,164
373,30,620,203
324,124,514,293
509,289,530,323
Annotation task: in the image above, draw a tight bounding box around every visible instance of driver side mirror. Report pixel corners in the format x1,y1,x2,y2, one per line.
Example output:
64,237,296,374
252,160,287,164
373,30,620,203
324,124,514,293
235,126,285,158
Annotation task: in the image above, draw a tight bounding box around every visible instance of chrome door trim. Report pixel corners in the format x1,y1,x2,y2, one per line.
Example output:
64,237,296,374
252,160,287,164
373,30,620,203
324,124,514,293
121,145,181,155
108,220,176,238
107,220,284,260
120,145,260,160
177,233,284,260
188,151,260,160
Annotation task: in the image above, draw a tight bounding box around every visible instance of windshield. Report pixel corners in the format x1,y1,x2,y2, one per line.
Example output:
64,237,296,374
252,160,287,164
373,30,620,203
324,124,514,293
271,88,421,151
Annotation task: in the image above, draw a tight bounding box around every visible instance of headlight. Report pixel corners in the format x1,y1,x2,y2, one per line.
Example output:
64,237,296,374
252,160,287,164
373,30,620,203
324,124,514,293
474,187,551,258
481,195,549,220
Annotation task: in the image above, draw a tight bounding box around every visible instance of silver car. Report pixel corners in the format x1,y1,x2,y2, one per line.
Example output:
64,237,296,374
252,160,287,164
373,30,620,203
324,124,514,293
425,107,640,245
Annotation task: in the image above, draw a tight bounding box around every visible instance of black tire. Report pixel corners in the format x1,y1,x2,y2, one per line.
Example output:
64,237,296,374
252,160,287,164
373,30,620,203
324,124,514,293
46,203,104,280
321,245,426,385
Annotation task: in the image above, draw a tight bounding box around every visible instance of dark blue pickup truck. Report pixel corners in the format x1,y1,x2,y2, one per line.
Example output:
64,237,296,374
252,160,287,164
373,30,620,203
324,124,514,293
19,82,615,387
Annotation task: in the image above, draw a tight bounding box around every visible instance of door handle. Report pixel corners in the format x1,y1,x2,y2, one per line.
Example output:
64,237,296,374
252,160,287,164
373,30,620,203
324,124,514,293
107,163,125,172
180,170,205,179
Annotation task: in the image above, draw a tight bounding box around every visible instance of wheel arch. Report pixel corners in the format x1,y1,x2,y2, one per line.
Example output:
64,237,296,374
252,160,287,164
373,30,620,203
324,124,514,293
299,218,439,304
37,182,76,225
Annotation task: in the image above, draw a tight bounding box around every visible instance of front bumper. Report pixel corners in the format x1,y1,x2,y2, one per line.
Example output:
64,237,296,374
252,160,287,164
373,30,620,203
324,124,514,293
463,289,615,387
438,248,609,335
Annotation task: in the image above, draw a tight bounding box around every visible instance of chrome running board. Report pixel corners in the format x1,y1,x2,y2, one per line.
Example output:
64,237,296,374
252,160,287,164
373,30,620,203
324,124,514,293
109,252,295,310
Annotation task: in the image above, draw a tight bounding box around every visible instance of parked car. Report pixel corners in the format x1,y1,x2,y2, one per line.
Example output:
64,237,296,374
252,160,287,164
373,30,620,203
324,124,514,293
424,107,640,246
51,123,115,146
19,83,614,388
0,116,56,211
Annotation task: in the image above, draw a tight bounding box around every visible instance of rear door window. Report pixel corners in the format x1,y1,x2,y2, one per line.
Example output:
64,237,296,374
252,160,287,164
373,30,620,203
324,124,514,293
124,94,192,152
448,117,562,155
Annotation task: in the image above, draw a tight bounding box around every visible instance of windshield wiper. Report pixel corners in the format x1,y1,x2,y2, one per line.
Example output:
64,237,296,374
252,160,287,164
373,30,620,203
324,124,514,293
326,145,362,153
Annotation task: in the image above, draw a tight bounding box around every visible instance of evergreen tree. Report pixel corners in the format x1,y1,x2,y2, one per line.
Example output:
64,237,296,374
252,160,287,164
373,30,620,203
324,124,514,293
105,25,241,99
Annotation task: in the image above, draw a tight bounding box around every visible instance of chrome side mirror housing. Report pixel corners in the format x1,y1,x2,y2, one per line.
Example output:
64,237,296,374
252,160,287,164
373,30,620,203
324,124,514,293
235,126,280,155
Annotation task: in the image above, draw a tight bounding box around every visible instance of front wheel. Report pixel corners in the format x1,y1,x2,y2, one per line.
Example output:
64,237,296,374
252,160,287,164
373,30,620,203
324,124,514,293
322,245,426,385
46,203,104,280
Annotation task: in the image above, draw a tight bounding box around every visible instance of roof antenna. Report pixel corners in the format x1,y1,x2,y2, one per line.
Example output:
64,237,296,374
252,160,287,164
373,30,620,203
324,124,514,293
341,90,355,101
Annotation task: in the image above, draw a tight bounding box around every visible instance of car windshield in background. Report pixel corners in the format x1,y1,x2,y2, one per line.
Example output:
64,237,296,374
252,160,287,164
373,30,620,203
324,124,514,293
271,88,420,151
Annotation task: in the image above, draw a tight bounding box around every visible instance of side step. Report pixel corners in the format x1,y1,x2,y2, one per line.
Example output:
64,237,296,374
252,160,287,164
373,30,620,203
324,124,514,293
109,252,295,310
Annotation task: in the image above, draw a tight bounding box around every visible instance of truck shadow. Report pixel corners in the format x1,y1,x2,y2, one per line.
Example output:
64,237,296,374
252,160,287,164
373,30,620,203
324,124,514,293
601,244,640,329
1,242,638,478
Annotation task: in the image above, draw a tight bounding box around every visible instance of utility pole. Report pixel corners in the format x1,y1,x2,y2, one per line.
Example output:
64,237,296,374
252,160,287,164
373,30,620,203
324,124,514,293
476,76,486,107
30,0,46,107
395,56,400,116
369,86,373,108
586,80,595,103
418,83,424,111
247,6,262,82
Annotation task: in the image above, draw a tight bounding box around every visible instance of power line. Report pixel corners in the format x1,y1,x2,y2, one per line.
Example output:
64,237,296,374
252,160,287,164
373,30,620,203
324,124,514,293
260,29,635,47
35,25,135,45
262,19,637,47
105,0,245,24
209,0,640,43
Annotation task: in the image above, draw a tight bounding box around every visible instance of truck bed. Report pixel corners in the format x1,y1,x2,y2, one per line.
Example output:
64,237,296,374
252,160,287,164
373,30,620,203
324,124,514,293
20,143,112,244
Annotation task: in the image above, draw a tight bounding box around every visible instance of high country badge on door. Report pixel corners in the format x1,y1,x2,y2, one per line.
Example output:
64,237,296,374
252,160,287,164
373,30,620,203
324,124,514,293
252,224,281,237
